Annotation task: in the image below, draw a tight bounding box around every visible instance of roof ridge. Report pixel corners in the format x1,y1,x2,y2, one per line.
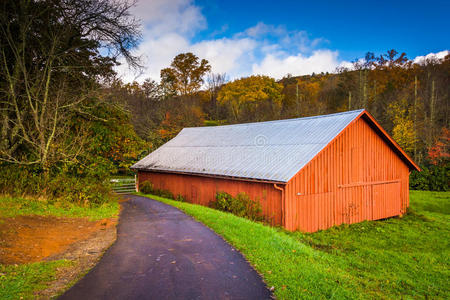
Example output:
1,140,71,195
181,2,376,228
163,142,328,148
184,109,365,130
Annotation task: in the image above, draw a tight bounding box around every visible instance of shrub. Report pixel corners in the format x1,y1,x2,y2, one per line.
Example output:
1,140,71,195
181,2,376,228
0,165,42,196
45,176,112,205
211,191,263,221
212,192,233,211
410,167,430,190
154,189,174,199
235,193,263,220
137,181,175,199
139,181,154,194
0,164,112,206
175,194,185,202
429,165,449,191
410,164,449,191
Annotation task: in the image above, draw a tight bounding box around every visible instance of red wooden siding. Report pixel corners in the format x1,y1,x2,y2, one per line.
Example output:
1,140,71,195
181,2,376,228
284,116,410,232
136,112,415,233
138,172,283,225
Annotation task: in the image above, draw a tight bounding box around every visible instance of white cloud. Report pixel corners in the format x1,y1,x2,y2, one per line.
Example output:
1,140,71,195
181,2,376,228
252,50,348,79
115,32,191,81
116,0,342,82
131,0,205,37
413,50,449,64
244,22,286,38
116,0,204,82
242,22,327,54
190,38,257,77
116,1,447,83
117,0,342,82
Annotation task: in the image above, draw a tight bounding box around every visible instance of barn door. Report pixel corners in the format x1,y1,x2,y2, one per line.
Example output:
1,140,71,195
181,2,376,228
372,182,401,220
335,186,370,226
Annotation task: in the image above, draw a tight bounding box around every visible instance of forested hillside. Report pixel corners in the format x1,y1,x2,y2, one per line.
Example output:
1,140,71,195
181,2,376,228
114,51,449,190
1,1,448,202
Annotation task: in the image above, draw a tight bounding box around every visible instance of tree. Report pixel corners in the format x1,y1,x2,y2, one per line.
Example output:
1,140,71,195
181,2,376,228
205,72,227,119
160,53,211,97
217,75,283,122
428,128,449,165
0,0,141,172
377,49,408,68
142,78,162,100
73,101,148,177
156,105,204,146
388,97,416,154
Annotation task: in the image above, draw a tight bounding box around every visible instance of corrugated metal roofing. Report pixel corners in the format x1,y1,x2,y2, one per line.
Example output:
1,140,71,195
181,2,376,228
131,109,365,182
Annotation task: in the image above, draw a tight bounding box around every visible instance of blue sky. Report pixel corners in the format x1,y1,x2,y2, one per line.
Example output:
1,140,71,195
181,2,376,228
195,0,448,60
118,0,449,82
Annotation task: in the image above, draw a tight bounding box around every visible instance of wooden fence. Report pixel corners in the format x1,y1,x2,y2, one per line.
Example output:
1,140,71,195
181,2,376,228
110,177,136,194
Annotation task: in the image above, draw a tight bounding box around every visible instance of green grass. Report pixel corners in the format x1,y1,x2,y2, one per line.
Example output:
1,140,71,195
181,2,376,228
140,191,450,299
0,196,119,220
0,260,72,300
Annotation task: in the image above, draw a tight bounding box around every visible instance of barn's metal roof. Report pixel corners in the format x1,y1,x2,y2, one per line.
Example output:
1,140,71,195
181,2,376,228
132,109,365,182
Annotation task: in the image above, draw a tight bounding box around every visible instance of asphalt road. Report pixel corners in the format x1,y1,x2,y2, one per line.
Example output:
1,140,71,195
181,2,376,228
60,194,272,300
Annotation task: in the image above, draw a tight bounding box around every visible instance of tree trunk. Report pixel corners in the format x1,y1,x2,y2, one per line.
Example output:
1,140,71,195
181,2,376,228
359,70,362,107
348,91,352,110
430,79,436,127
414,75,418,160
363,69,367,108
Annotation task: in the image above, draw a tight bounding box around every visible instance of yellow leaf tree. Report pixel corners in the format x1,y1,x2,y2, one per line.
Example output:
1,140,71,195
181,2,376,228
217,75,284,122
388,97,417,154
160,53,211,97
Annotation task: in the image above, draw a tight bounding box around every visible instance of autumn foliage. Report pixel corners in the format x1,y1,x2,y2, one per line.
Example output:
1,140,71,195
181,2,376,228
217,75,283,121
428,128,450,165
119,51,448,190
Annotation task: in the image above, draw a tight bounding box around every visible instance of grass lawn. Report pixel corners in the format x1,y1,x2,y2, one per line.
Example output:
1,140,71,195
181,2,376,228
0,195,119,220
0,195,120,299
0,260,73,300
141,191,449,299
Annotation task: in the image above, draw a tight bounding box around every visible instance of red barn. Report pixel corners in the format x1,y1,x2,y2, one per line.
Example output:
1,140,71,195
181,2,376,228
131,110,419,232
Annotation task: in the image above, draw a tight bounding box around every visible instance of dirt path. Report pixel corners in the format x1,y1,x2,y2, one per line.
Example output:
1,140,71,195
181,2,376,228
0,215,115,265
60,194,272,300
0,213,118,299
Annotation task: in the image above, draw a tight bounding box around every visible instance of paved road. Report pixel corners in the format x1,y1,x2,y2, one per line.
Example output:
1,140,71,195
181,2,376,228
60,195,272,300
